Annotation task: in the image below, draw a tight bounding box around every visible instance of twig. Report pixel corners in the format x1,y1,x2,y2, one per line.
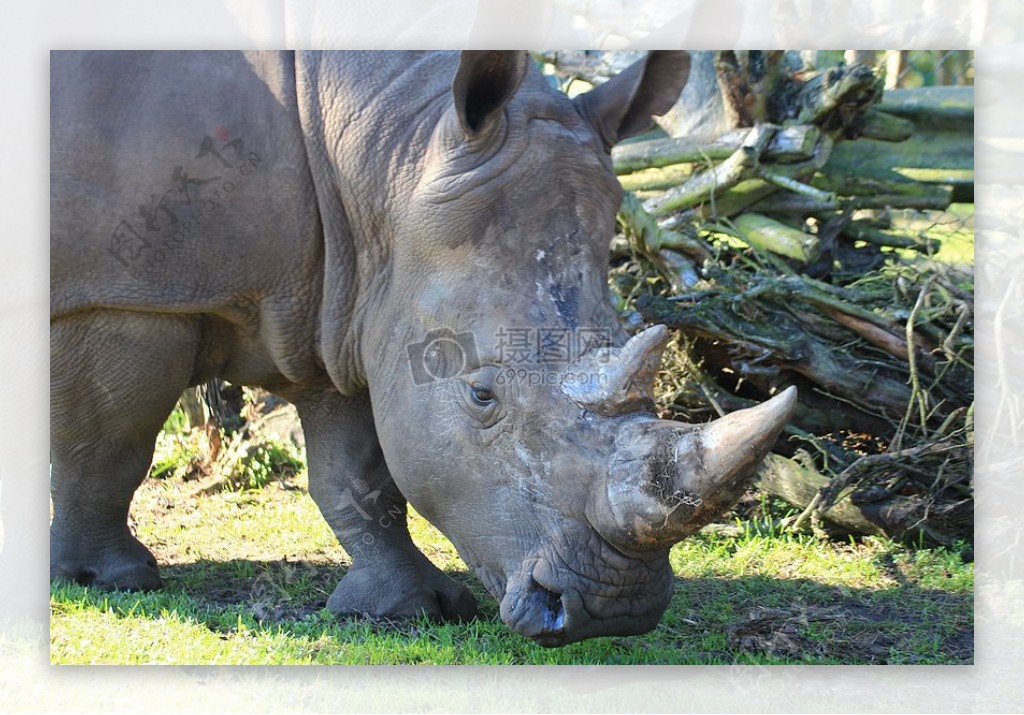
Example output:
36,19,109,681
892,276,936,451
788,491,823,534
814,439,957,517
757,167,836,204
942,303,971,361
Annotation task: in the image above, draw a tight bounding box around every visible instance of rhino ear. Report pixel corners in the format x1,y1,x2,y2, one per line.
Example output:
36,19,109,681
453,51,529,138
575,51,690,150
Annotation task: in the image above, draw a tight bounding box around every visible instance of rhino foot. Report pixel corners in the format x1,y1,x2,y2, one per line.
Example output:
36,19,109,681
51,529,163,592
327,559,477,623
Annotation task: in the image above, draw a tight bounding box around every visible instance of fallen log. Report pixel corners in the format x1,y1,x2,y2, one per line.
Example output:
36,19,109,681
756,452,882,537
617,165,695,192
612,125,821,174
638,292,916,424
822,87,973,202
642,137,834,219
878,86,974,129
731,213,822,263
646,124,777,215
859,108,915,142
754,442,972,546
838,219,941,253
747,190,953,214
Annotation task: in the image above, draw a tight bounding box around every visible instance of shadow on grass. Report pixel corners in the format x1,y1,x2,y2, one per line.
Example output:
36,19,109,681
667,574,972,664
51,556,972,664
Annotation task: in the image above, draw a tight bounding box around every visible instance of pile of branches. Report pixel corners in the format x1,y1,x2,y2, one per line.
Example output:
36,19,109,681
557,51,974,547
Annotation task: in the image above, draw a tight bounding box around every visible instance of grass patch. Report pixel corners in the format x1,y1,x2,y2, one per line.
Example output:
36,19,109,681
51,444,973,665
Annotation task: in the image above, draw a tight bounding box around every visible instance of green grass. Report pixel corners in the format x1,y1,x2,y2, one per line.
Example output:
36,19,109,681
50,442,973,665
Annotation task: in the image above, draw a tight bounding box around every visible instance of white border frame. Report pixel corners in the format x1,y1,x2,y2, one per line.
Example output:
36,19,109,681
4,1,1016,711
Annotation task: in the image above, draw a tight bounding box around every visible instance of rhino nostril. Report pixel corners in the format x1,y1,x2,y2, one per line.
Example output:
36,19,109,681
530,578,566,632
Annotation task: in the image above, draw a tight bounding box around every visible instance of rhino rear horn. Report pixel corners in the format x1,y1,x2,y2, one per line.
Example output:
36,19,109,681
453,51,529,137
574,51,691,150
561,325,670,415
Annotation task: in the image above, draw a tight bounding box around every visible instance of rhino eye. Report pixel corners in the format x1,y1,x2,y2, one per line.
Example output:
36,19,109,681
471,386,496,406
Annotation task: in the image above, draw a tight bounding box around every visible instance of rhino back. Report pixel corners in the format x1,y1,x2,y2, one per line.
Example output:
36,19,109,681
51,51,326,386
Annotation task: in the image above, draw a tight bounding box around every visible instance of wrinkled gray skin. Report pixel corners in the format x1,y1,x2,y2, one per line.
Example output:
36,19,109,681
51,50,796,646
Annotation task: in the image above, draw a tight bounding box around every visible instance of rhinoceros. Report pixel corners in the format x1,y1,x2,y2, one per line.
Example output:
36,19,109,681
50,50,796,646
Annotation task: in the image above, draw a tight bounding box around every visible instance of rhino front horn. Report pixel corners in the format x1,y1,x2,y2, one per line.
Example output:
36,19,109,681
588,386,798,553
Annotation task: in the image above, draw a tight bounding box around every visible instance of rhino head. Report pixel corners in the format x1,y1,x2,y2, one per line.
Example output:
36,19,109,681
350,51,796,646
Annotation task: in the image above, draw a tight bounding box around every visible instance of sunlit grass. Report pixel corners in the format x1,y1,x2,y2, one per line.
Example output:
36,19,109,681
51,442,973,665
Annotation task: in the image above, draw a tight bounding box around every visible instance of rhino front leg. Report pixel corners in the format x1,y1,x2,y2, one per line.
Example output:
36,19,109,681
295,389,477,622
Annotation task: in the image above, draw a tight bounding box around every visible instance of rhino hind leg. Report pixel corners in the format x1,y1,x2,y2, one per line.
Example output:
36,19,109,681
296,390,477,622
50,312,200,591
